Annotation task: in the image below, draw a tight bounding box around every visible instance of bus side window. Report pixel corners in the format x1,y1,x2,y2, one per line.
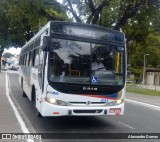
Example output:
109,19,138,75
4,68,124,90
34,49,39,68
26,53,30,66
24,54,27,66
20,57,22,65
22,55,25,65
38,49,44,89
28,51,32,66
32,49,36,66
19,57,21,65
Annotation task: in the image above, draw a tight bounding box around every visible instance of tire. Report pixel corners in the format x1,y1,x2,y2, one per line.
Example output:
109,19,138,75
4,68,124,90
21,79,27,97
36,109,42,117
33,90,42,117
22,91,27,97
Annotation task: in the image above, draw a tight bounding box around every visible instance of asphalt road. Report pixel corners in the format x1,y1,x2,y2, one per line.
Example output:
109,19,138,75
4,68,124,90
7,72,160,142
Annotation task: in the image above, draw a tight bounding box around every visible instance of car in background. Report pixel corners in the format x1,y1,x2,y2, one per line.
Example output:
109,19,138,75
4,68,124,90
1,67,7,71
8,65,19,71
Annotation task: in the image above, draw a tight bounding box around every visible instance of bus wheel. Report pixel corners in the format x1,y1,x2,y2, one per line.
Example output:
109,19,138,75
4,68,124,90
21,79,27,97
35,107,42,117
34,92,42,117
36,110,42,117
23,91,27,97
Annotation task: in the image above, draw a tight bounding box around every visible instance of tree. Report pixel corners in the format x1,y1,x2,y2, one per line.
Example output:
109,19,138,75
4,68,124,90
60,0,160,81
62,0,111,24
0,0,10,71
0,0,68,72
122,5,160,79
62,0,160,30
145,32,160,68
127,32,160,81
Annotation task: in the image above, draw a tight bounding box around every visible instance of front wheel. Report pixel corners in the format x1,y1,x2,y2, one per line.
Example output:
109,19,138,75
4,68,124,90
34,91,42,117
22,91,27,97
36,108,42,117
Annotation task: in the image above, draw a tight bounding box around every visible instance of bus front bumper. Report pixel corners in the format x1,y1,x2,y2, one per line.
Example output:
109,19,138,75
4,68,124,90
40,102,124,117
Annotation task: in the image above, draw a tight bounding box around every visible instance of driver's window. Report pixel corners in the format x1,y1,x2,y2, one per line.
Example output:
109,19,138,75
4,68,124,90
92,57,104,71
91,45,107,71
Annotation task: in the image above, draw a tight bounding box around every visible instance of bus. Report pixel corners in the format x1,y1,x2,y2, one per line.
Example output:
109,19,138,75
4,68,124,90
19,21,126,117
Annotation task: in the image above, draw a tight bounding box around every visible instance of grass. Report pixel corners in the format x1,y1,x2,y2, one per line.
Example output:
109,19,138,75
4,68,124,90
126,83,160,96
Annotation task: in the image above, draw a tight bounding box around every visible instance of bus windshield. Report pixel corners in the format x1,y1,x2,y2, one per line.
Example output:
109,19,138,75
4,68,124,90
49,38,125,86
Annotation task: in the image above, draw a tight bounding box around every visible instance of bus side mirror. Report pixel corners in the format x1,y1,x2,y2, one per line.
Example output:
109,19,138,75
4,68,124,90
41,36,49,51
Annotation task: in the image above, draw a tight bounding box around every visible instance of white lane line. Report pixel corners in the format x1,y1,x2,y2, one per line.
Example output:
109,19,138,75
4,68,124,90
118,121,135,130
126,99,160,111
6,73,34,142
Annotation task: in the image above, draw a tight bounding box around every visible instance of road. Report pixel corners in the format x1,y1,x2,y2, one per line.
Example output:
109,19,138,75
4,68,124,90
6,71,160,142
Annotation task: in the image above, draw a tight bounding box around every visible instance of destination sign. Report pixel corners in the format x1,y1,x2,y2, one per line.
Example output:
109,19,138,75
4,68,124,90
51,22,124,42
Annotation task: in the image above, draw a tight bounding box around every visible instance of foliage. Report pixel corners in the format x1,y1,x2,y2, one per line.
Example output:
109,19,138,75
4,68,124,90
145,33,160,68
0,0,160,78
0,0,68,71
62,0,160,29
0,0,68,48
61,0,160,80
120,5,160,80
63,0,111,24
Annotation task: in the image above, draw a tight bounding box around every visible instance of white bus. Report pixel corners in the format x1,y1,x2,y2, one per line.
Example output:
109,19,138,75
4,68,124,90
19,21,126,117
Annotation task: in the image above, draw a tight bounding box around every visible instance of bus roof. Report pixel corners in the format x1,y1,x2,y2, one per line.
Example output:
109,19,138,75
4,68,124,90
50,21,124,43
20,21,125,54
50,21,124,34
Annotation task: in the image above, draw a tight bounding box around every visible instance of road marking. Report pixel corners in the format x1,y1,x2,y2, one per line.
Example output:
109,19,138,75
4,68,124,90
118,121,135,130
126,99,160,111
6,73,34,142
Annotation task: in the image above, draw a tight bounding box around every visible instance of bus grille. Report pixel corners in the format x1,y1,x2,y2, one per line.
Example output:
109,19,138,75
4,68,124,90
73,109,102,114
69,102,106,106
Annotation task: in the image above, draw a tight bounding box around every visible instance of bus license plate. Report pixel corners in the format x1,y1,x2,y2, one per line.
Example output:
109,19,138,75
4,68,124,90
109,108,121,114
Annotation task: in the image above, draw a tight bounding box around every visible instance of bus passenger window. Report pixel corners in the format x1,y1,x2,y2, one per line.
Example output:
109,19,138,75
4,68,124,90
34,49,39,68
24,54,27,66
28,52,32,66
32,49,36,66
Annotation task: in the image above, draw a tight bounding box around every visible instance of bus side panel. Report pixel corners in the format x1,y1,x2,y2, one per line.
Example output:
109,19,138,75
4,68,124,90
19,66,23,86
20,66,32,100
35,54,49,114
31,67,38,90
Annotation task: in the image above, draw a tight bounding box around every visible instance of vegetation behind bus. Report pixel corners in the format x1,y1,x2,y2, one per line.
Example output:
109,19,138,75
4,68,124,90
127,83,160,96
0,0,68,72
1,0,160,79
62,0,160,80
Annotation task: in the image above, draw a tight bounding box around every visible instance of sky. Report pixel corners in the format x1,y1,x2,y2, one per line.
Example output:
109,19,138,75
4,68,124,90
4,47,21,55
57,0,62,3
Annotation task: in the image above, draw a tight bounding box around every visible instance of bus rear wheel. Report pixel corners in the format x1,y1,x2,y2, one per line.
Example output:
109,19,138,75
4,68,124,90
21,79,27,97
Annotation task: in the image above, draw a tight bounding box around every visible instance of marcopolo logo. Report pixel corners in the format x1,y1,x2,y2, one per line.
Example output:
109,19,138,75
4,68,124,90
51,92,59,95
47,91,59,95
83,87,98,91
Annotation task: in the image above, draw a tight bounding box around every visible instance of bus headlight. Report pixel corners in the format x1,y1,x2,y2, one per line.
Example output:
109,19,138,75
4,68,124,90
116,99,123,105
107,99,124,106
45,97,67,106
49,98,56,104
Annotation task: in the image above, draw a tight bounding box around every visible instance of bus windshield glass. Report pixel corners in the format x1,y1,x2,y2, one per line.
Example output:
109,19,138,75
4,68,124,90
49,38,124,86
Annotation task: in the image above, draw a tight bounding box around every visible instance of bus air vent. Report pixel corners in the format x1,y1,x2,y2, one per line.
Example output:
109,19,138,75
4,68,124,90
73,109,102,114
